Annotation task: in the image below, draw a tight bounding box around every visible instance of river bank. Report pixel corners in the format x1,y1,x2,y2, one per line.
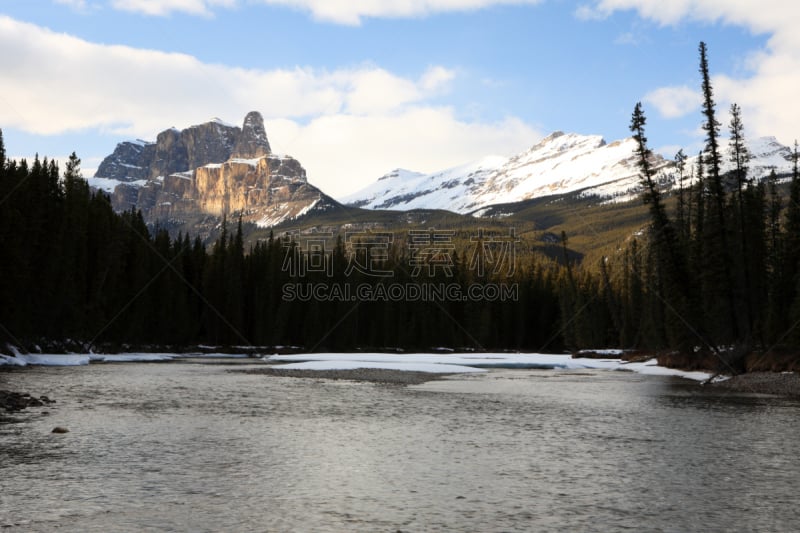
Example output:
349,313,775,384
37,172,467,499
4,348,800,397
709,371,800,397
247,365,800,398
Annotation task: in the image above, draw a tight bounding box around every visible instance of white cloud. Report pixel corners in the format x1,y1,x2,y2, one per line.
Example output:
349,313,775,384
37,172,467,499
107,0,543,23
585,1,800,145
265,0,544,25
586,0,799,32
110,0,235,17
339,68,420,115
0,16,540,197
419,66,456,92
54,0,89,9
643,85,701,119
270,110,538,196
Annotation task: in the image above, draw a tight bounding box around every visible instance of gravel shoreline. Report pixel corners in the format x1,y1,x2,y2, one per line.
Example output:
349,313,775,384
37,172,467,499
710,372,800,397
247,367,800,396
238,367,451,385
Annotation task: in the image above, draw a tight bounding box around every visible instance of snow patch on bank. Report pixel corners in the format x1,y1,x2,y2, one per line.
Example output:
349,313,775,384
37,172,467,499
90,354,174,363
0,351,252,366
0,348,714,382
274,360,486,374
0,354,90,366
267,352,714,381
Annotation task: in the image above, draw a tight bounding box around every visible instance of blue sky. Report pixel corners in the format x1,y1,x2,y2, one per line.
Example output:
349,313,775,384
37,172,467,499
1,1,793,197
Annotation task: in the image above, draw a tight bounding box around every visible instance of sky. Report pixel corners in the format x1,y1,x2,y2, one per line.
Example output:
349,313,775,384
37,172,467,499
0,0,796,198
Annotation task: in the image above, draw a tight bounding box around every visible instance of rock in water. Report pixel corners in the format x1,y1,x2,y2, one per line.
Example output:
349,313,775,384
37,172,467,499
51,427,69,434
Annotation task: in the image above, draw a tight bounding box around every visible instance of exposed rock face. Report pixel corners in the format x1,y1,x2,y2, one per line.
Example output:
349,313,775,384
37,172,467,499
94,140,155,182
232,111,271,158
94,112,335,229
150,120,240,179
144,155,327,226
95,113,270,183
111,183,141,211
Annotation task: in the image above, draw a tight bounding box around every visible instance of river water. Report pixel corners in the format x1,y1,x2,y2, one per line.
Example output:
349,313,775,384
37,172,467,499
1,359,799,532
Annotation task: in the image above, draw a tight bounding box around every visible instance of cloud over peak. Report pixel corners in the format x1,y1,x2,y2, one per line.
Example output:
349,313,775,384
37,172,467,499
585,0,800,145
104,0,543,24
0,15,539,196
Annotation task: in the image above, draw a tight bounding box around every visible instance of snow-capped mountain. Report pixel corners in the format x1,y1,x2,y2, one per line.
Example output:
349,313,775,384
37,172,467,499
343,132,795,215
734,136,794,178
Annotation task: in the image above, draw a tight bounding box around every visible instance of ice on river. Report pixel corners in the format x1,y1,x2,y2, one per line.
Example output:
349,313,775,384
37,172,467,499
0,347,714,382
267,353,714,381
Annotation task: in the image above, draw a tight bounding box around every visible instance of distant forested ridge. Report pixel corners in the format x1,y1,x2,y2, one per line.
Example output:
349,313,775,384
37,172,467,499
1,43,800,371
0,141,561,351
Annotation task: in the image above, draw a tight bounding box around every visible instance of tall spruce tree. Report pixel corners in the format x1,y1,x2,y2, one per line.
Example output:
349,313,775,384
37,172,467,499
699,42,723,190
675,148,688,240
630,102,693,351
0,128,5,169
61,152,91,336
698,41,739,344
780,141,800,343
727,103,754,339
765,170,783,341
728,104,751,194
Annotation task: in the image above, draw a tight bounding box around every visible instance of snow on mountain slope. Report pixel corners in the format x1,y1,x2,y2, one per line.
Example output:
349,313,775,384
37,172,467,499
342,132,669,214
341,159,506,213
739,136,793,177
342,132,795,215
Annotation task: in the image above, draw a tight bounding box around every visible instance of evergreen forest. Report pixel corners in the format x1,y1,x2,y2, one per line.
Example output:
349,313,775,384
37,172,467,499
2,43,800,372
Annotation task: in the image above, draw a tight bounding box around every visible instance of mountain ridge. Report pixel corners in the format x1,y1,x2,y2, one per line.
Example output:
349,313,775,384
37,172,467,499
90,115,795,241
342,131,795,215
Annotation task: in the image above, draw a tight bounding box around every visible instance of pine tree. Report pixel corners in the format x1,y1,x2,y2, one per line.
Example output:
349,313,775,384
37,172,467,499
778,141,800,344
675,148,688,239
728,104,751,194
224,216,246,343
621,239,643,347
690,152,705,272
698,41,739,344
61,152,91,337
0,128,5,169
727,103,754,339
787,141,800,241
699,42,723,192
765,170,784,341
630,103,694,348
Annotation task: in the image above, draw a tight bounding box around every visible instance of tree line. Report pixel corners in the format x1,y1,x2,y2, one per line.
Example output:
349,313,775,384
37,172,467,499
559,42,800,370
2,43,800,366
0,142,562,351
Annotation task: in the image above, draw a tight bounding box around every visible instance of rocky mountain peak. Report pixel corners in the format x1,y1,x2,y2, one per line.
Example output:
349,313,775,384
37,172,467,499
542,131,565,142
232,111,271,159
527,131,607,157
91,111,336,233
95,112,273,183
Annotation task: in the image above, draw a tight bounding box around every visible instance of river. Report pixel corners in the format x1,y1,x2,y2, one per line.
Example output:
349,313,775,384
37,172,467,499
2,359,799,532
